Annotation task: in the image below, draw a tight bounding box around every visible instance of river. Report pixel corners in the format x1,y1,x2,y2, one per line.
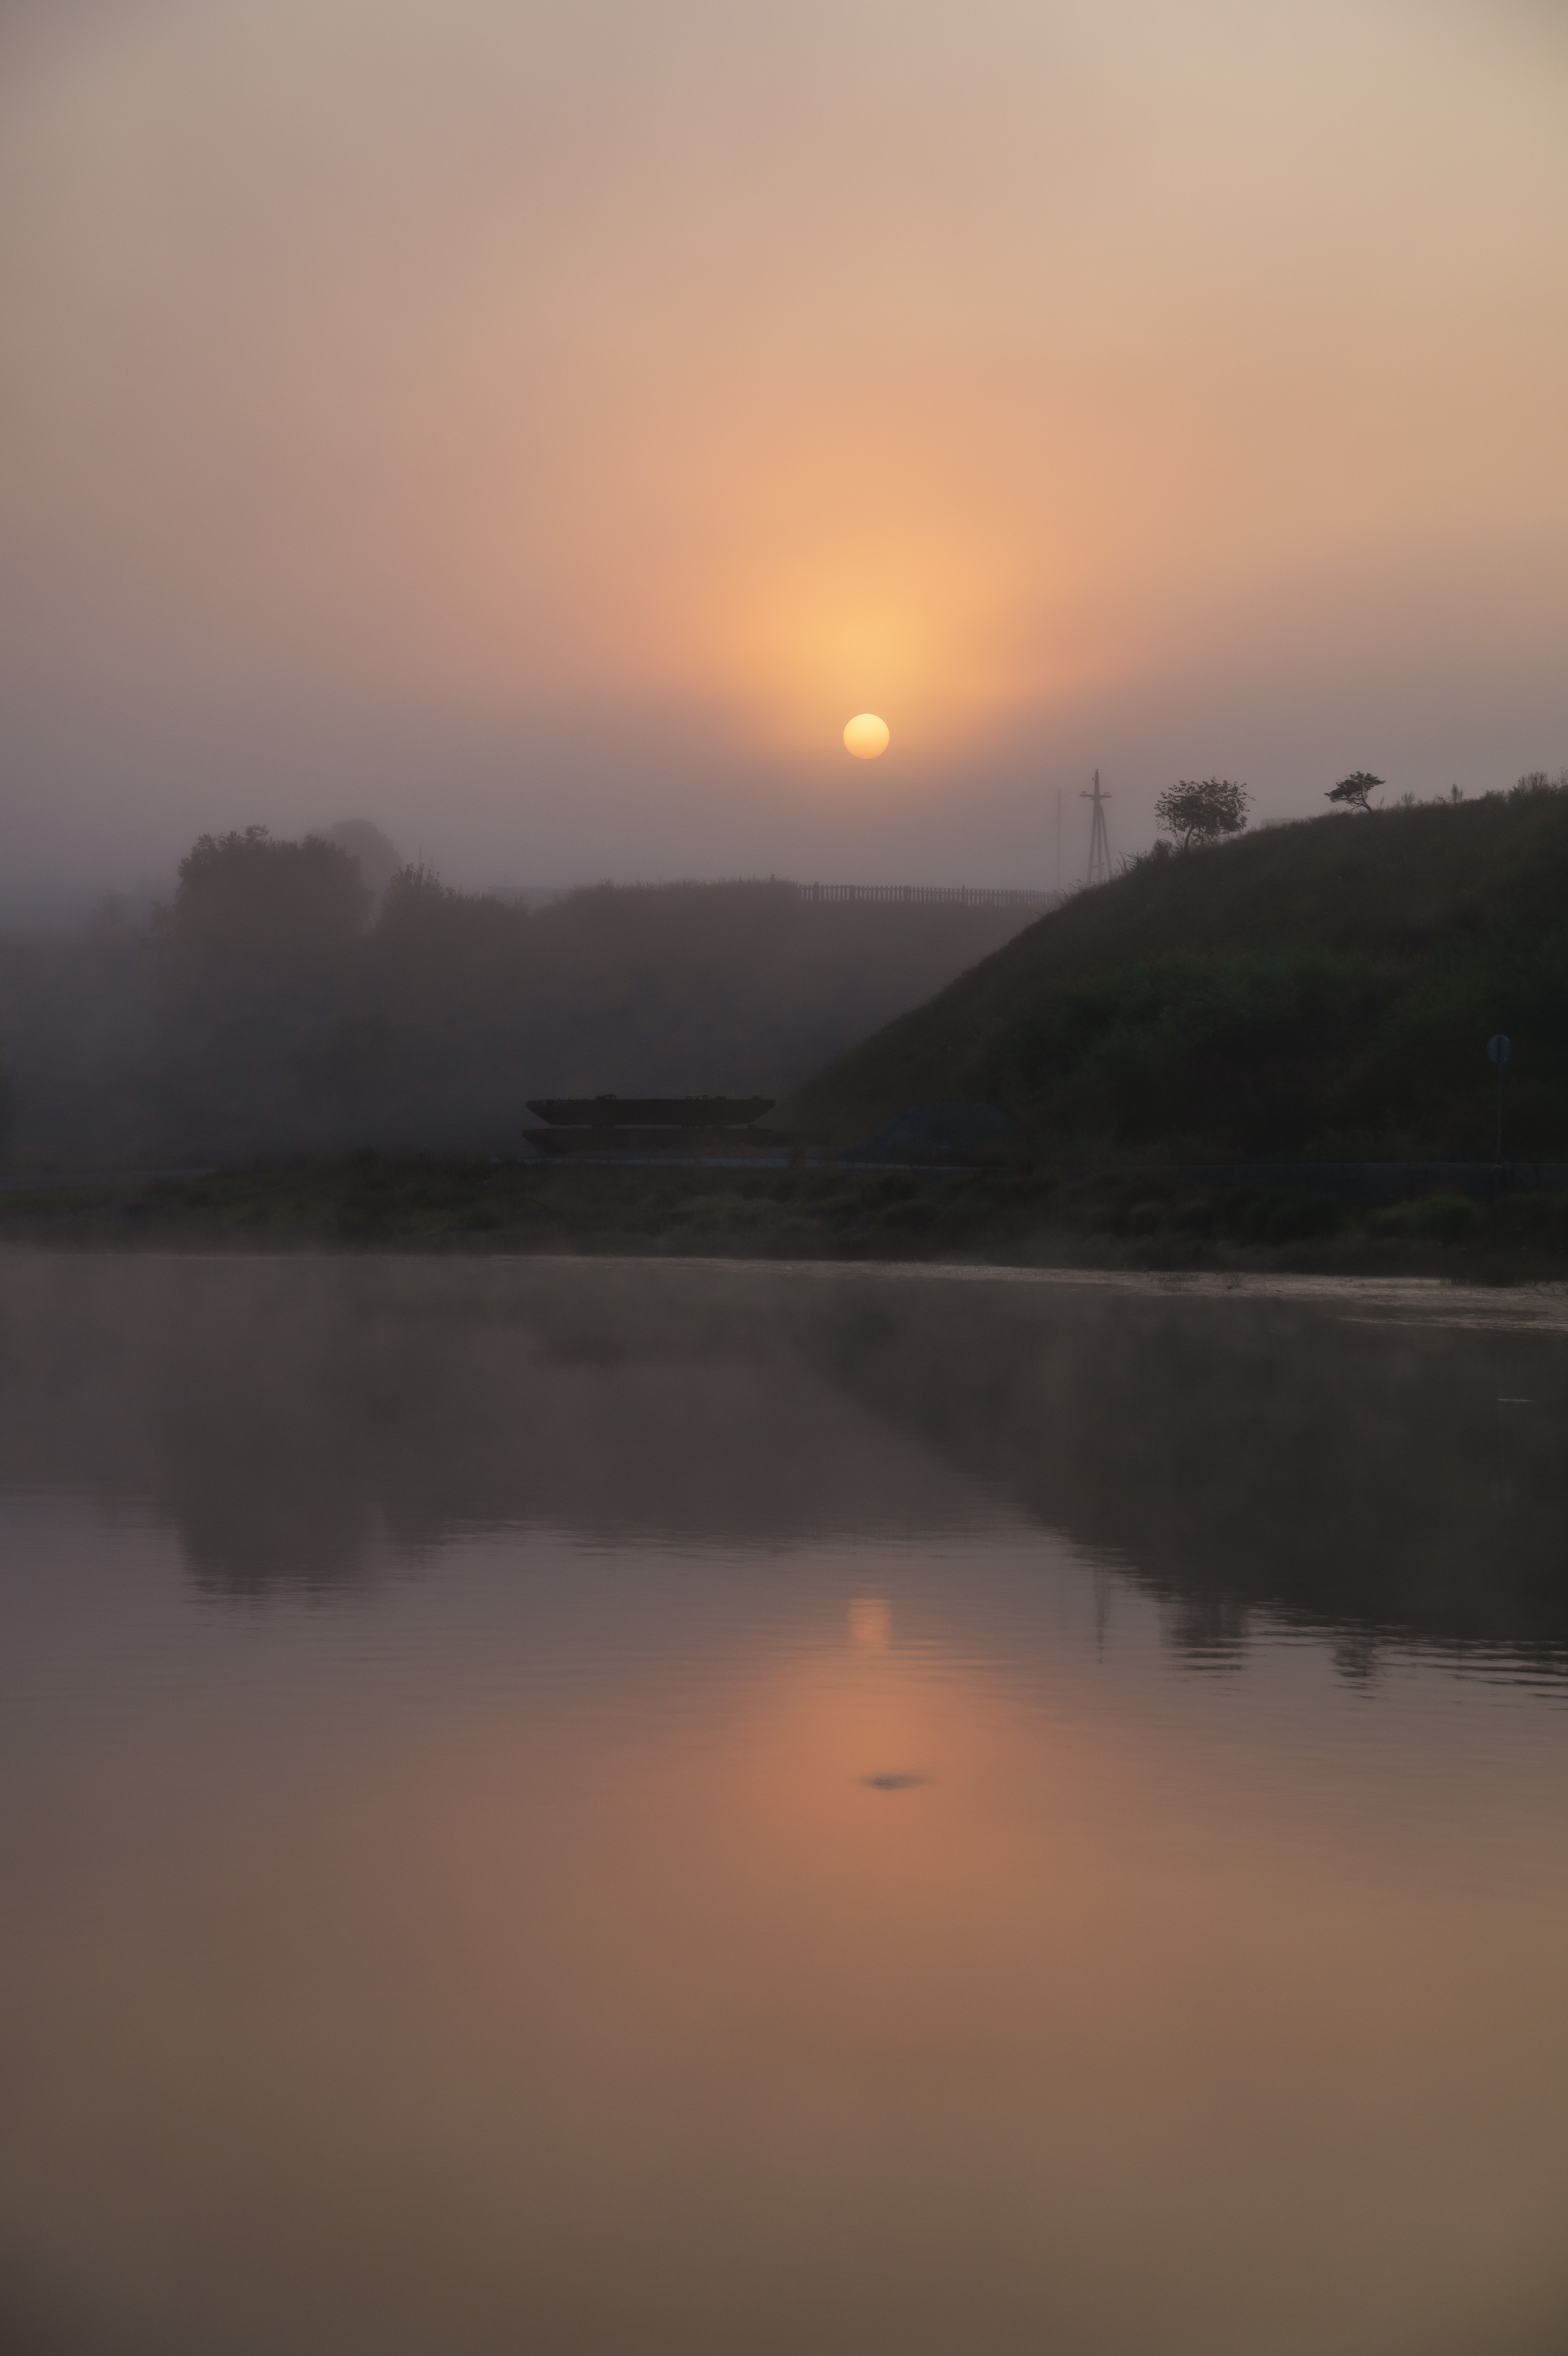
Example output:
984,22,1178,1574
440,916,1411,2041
2,1250,1565,2356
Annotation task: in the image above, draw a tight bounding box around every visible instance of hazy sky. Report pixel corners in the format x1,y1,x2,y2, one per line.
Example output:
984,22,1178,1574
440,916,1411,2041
3,0,1566,906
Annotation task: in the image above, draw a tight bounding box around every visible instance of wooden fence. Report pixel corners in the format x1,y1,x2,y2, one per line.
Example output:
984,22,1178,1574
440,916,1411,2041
795,883,1057,910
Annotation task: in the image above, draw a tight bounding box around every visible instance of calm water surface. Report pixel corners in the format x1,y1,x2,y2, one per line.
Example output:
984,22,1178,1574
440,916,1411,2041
2,1249,1567,2356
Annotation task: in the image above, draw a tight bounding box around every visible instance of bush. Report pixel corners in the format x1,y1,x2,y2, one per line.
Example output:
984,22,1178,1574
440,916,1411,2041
1260,1194,1345,1241
1370,1192,1480,1243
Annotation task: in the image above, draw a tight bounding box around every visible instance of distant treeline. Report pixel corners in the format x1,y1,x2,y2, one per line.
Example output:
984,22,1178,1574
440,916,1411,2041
0,830,1043,1163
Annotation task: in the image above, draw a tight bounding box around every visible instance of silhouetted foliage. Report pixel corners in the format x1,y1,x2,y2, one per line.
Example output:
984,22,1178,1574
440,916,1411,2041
170,827,370,954
323,819,402,901
152,828,372,1148
1153,777,1250,850
1326,770,1383,813
0,847,1041,1162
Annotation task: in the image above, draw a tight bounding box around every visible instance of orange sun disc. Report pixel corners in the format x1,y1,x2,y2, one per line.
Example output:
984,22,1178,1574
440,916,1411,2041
843,713,891,759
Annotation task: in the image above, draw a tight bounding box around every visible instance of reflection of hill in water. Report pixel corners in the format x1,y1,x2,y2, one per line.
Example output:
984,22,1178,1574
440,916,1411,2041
1,1254,1564,1660
816,1280,1568,1662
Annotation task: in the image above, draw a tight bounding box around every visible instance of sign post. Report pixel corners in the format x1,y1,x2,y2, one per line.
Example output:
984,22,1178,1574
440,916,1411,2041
1487,1034,1512,1164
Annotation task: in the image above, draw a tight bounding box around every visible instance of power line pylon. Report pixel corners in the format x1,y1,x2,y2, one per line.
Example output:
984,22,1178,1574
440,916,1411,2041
1083,769,1112,886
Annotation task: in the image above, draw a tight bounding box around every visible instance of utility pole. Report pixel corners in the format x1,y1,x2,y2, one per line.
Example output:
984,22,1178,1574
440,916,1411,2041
1083,770,1112,886
1055,788,1062,894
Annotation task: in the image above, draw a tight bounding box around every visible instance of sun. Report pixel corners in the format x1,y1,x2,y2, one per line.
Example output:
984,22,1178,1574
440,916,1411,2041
843,712,890,760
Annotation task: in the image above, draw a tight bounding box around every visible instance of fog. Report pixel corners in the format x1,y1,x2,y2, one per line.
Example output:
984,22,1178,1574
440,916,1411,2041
3,1250,1563,1655
0,824,1041,1162
2,0,1566,915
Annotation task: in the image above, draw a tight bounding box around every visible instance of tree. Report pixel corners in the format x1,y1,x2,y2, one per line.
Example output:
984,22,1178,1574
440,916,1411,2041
155,829,372,1140
170,826,370,949
1153,776,1250,852
1326,770,1383,814
324,817,404,902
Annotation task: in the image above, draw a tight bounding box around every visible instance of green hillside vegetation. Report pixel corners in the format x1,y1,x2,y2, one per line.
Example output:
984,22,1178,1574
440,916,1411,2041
784,778,1568,1162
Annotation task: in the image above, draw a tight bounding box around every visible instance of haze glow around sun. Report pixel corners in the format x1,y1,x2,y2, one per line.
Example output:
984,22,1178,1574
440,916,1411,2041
0,0,1566,898
844,714,891,760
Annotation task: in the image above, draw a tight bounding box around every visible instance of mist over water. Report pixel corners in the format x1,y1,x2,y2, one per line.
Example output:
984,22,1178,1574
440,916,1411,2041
3,1251,1567,2356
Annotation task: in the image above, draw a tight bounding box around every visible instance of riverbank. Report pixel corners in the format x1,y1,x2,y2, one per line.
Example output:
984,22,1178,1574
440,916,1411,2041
5,1156,1568,1281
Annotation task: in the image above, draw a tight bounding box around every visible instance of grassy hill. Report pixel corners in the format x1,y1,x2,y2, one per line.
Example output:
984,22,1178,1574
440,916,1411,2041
783,783,1568,1162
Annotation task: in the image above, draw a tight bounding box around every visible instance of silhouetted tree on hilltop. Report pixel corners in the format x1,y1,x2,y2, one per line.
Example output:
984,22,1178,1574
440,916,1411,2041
1327,770,1383,814
1154,777,1250,851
